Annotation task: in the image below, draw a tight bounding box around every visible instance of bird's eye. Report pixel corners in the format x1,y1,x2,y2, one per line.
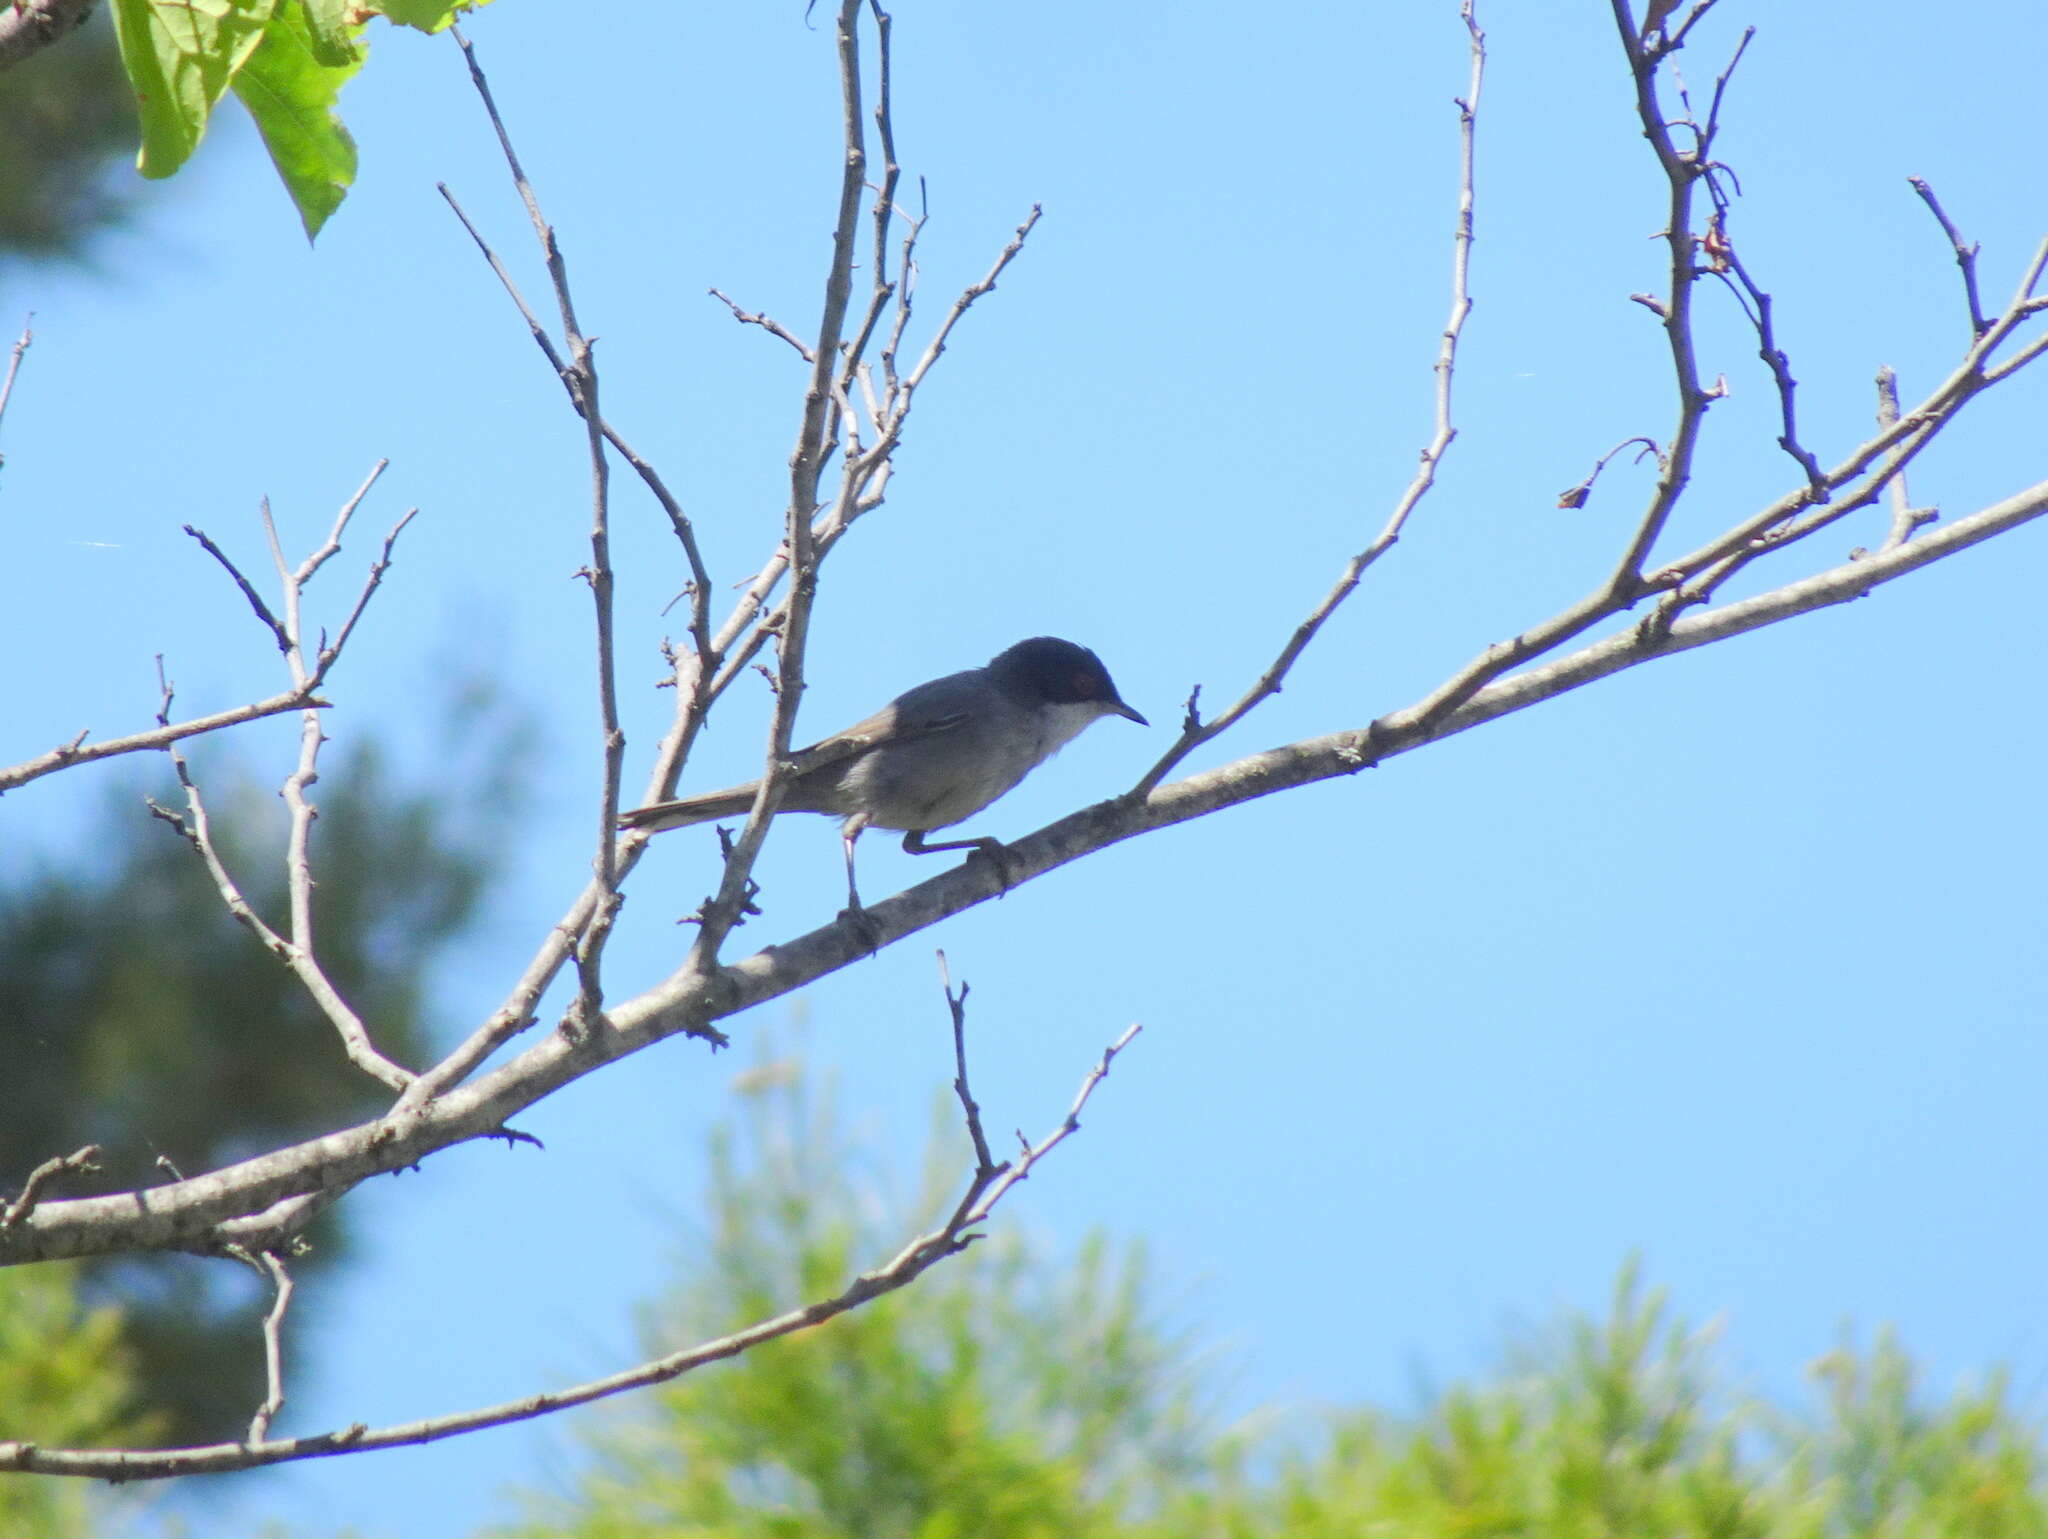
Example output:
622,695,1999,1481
1072,671,1094,697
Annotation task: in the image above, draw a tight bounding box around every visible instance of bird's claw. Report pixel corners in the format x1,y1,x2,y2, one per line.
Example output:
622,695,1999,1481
838,900,883,954
970,840,1016,896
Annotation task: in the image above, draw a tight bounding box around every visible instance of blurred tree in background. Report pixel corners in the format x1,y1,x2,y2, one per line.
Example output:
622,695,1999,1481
0,1263,158,1538
0,685,530,1446
488,1057,2048,1539
0,9,145,267
492,1053,1218,1539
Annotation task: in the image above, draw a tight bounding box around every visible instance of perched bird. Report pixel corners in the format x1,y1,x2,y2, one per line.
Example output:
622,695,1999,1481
620,636,1148,912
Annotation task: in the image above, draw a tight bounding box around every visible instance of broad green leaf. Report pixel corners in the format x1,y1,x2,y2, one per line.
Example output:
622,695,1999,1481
301,0,363,67
110,0,280,179
231,2,364,240
370,0,495,36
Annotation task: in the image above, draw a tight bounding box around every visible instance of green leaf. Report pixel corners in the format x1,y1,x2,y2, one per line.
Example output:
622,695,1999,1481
369,0,495,36
301,0,363,67
231,3,364,241
109,0,280,180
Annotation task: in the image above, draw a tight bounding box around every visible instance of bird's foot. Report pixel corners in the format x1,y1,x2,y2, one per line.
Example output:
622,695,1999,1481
969,838,1016,895
837,898,883,954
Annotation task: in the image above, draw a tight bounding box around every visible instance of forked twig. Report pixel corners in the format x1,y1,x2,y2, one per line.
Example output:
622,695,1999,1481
150,478,421,1092
1,1146,101,1229
937,951,994,1175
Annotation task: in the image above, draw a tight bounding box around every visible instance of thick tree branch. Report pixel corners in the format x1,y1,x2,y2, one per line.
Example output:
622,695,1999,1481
0,1145,100,1229
0,0,93,70
8,471,2042,1280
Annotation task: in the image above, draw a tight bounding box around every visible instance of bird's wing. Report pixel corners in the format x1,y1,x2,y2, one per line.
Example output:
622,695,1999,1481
786,671,977,776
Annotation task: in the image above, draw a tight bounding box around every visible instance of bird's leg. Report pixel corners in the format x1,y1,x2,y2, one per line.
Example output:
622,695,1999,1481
902,829,1015,893
837,817,883,950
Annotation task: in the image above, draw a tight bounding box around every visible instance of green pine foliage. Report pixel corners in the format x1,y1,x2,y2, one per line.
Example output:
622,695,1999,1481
491,1058,2048,1539
0,1263,161,1537
493,1059,1213,1539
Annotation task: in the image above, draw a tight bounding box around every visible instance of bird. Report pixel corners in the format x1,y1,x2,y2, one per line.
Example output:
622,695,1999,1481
619,636,1148,913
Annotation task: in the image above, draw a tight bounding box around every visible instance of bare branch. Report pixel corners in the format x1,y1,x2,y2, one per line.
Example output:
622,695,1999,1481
182,524,291,654
0,690,327,795
686,0,875,969
1874,367,1936,551
0,0,92,69
0,1022,1140,1479
1557,437,1662,510
438,184,712,652
871,205,1039,450
1909,176,1991,338
937,951,994,1177
0,315,30,446
1132,2,1485,798
450,26,650,1020
8,473,2046,1279
1698,190,1826,498
709,288,817,361
1638,240,2048,624
1,1146,100,1229
316,508,419,678
1659,0,1722,54
1602,0,1720,589
148,748,414,1093
3,467,407,796
239,1248,296,1444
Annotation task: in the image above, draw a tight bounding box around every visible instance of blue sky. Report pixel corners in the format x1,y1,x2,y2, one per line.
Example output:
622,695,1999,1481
5,2,2047,1534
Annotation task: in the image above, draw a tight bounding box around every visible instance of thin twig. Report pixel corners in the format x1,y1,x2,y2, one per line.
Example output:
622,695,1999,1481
438,183,712,654
866,205,1039,463
1557,437,1662,509
317,509,419,678
708,288,817,360
243,1248,295,1443
149,746,414,1093
1132,1,1485,798
451,26,637,1022
1659,0,1721,55
1705,240,1827,498
1601,0,1720,592
0,691,327,795
151,482,422,1092
687,0,873,969
842,0,903,391
937,951,994,1175
183,524,291,653
1874,367,1936,550
0,315,32,450
1,1146,101,1229
1909,177,1991,338
1641,239,2048,622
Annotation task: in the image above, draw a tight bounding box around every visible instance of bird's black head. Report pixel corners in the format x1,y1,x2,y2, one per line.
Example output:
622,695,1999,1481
989,637,1148,725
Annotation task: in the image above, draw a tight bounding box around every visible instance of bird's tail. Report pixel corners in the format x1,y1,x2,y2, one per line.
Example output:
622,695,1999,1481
618,783,761,833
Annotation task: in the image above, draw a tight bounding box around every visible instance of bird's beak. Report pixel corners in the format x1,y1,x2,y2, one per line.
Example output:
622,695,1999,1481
1110,700,1149,727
